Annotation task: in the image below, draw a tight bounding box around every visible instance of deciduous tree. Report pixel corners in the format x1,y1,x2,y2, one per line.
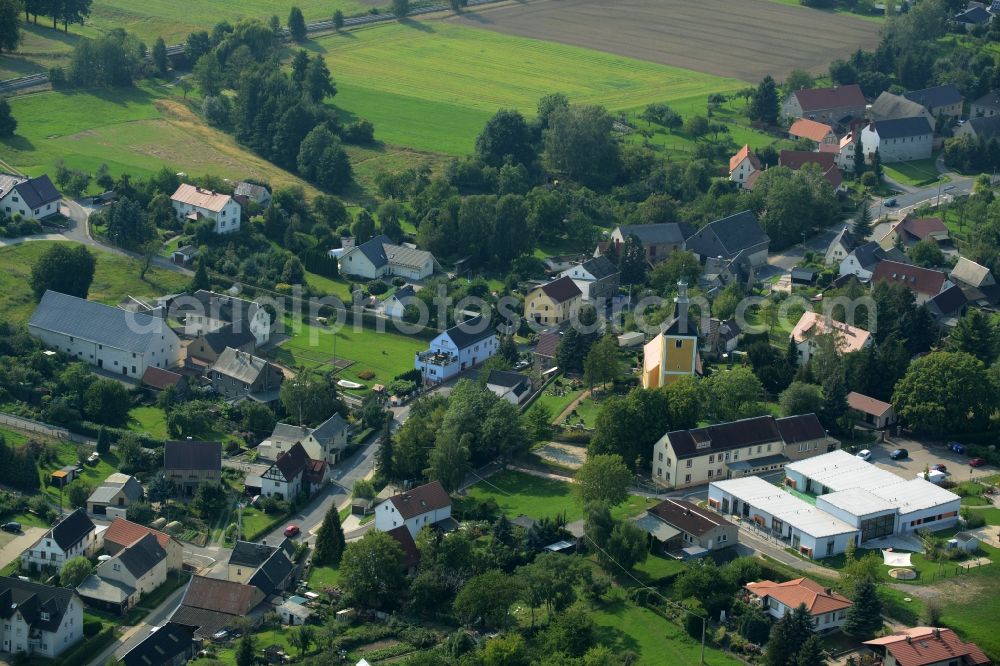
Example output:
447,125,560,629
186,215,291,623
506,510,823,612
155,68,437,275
575,454,631,506
60,556,92,587
892,351,994,437
30,244,96,300
340,530,406,609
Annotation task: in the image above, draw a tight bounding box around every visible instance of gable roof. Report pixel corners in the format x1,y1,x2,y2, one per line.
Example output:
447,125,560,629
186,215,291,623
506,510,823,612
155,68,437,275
872,117,934,140
746,578,852,615
229,541,278,569
0,174,61,209
870,92,932,122
164,440,222,472
121,621,196,666
87,473,143,505
50,508,95,551
956,5,991,23
903,85,963,111
311,412,349,444
963,114,1000,139
791,84,866,112
29,290,174,355
648,499,734,537
950,256,995,287
271,442,309,482
778,150,843,189
486,369,531,390
864,627,990,666
210,347,273,385
352,234,392,269
775,414,828,443
247,548,294,596
847,391,893,418
730,144,762,173
170,184,234,213
927,284,967,318
850,241,892,270
141,366,185,390
180,576,264,615
534,332,560,359
789,118,835,142
112,533,166,579
578,255,618,280
828,227,859,255
899,216,948,240
537,276,582,304
0,577,76,633
443,315,496,350
384,243,435,271
386,525,421,568
198,324,257,355
387,480,451,520
686,210,770,259
790,311,871,354
973,88,1000,110
233,182,269,200
615,223,695,246
872,260,949,296
104,518,176,552
664,416,782,460
184,290,261,326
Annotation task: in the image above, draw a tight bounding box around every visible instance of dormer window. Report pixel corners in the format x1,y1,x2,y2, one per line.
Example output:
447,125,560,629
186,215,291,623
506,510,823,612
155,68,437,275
39,612,48,621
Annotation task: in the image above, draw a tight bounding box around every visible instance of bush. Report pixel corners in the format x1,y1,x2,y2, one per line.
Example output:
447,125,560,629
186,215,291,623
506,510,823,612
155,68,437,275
357,369,376,381
366,280,389,296
83,620,102,638
961,507,986,529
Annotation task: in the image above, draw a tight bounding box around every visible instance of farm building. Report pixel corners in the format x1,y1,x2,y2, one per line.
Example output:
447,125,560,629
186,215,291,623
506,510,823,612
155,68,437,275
338,234,439,280
781,84,866,126
684,210,770,268
860,118,934,163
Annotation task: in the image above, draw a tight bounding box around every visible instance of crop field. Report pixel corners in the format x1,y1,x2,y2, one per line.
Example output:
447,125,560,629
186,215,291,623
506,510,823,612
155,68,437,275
319,22,747,154
448,0,881,82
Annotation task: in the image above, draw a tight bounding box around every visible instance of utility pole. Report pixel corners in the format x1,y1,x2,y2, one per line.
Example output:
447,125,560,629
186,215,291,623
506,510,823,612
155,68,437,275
701,615,706,664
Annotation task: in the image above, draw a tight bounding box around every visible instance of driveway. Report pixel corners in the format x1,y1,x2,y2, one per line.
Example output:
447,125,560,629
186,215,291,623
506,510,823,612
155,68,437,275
863,436,999,482
0,527,44,570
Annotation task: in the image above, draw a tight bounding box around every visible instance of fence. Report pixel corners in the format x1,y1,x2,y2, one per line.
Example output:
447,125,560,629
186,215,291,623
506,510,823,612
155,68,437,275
0,412,94,445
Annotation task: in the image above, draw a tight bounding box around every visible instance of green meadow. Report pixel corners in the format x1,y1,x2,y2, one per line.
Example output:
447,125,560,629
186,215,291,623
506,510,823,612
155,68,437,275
318,22,749,154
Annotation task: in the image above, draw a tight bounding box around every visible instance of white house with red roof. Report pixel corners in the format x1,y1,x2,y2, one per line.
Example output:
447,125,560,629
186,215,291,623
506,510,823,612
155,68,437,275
790,311,871,365
871,261,953,305
728,144,761,189
819,131,859,173
103,518,184,572
745,577,853,630
170,183,241,234
375,480,452,539
864,627,990,666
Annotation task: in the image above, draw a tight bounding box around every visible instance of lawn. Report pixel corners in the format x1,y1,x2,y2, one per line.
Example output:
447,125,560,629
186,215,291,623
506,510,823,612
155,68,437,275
38,441,121,505
307,564,342,589
0,23,80,79
535,379,587,423
0,241,190,324
129,406,169,440
592,597,744,665
270,318,428,388
882,157,942,188
316,22,747,154
466,470,652,523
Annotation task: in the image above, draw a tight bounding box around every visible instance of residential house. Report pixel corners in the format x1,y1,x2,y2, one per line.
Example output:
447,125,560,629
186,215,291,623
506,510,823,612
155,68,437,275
0,174,61,221
533,332,560,371
903,85,964,119
860,118,934,163
170,184,241,234
684,210,770,269
729,144,761,189
642,283,700,389
559,255,620,302
485,370,532,405
141,366,188,394
954,114,1000,141
170,244,198,266
700,317,741,360
847,391,897,429
524,276,582,326
208,347,284,403
227,539,295,586
651,413,837,489
86,473,143,518
0,577,83,659
163,440,222,498
28,290,182,379
187,324,257,365
261,442,309,501
635,499,737,556
864,627,990,666
380,285,415,319
871,260,953,304
21,509,102,572
818,131,859,172
781,84,867,126
950,256,1000,305
878,215,950,249
788,118,837,147
76,533,167,615
699,255,750,296
120,622,196,666
971,88,1000,117
169,290,271,346
955,3,993,29
869,92,935,124
103,518,184,572
926,284,968,327
338,234,439,281
375,480,453,539
839,242,908,281
247,545,297,597
606,223,695,264
746,578,853,631
257,412,349,465
777,150,844,192
825,227,859,266
233,181,272,208
415,315,498,383
170,576,265,639
790,311,872,365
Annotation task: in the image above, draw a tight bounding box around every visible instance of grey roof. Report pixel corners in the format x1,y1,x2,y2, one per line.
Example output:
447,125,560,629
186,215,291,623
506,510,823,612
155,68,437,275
173,244,198,258
829,227,859,254
7,175,61,209
248,548,294,596
354,234,391,269
616,223,695,245
951,257,994,287
389,285,416,302
234,182,270,200
76,574,133,604
870,92,930,122
686,210,769,259
384,243,435,270
903,85,963,111
486,369,530,389
0,577,76,633
229,541,278,569
973,89,1000,111
199,324,257,354
852,241,890,270
211,347,271,384
29,290,175,355
956,5,991,22
113,533,166,579
88,473,143,505
184,290,261,326
311,412,349,444
963,114,1000,139
170,606,240,638
444,315,496,350
928,284,967,317
268,422,311,446
121,621,196,666
164,440,222,472
50,508,95,551
873,117,934,140
578,255,618,280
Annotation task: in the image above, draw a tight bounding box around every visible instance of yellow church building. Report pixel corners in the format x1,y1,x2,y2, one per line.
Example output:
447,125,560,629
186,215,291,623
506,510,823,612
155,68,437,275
641,282,700,389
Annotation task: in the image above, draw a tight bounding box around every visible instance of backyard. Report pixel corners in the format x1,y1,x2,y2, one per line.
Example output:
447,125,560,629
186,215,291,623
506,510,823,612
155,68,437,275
882,156,943,188
128,406,169,440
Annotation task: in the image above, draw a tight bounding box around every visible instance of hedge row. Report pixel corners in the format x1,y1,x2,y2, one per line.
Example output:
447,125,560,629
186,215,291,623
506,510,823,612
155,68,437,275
59,625,116,666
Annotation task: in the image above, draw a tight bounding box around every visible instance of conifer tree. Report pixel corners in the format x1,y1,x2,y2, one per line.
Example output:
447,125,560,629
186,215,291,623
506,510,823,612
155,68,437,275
313,504,346,566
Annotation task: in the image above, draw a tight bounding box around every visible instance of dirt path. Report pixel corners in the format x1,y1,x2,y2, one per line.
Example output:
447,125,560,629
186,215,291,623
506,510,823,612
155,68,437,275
552,388,592,425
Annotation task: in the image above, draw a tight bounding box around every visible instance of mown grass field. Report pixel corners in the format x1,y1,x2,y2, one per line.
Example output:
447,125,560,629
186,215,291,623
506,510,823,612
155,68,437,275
882,156,943,188
318,22,748,154
128,405,169,440
0,241,190,324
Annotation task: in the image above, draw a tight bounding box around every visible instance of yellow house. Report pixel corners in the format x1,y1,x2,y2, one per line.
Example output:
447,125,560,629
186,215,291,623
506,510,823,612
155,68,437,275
525,276,582,326
642,283,700,389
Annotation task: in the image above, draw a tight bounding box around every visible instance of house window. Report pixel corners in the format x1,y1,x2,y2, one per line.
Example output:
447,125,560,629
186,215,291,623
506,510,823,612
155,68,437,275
709,455,715,463
686,460,692,468
707,470,713,478
657,467,662,477
674,340,683,349
684,474,691,484
658,452,663,461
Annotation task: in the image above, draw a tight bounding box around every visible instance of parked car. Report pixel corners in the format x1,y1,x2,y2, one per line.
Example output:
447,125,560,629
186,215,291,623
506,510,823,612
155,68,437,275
856,449,872,461
931,463,947,473
284,524,301,538
883,197,898,207
949,442,966,454
1,522,21,533
87,452,100,465
514,360,530,370
890,448,908,460
970,457,987,468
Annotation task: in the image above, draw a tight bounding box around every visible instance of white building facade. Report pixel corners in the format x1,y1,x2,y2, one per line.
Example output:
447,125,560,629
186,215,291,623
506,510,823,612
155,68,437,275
415,316,498,383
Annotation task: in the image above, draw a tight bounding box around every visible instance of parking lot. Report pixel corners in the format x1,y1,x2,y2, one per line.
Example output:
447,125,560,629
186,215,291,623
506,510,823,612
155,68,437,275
859,437,998,483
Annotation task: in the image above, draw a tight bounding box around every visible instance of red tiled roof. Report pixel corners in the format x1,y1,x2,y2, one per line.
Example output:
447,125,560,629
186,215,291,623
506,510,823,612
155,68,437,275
793,84,866,112
872,261,949,297
778,151,842,189
386,526,420,568
746,578,853,615
304,458,327,485
141,366,184,390
864,627,990,666
387,480,451,520
789,118,834,142
104,518,175,552
730,144,761,173
900,216,949,240
181,576,264,615
534,332,561,359
847,391,893,417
